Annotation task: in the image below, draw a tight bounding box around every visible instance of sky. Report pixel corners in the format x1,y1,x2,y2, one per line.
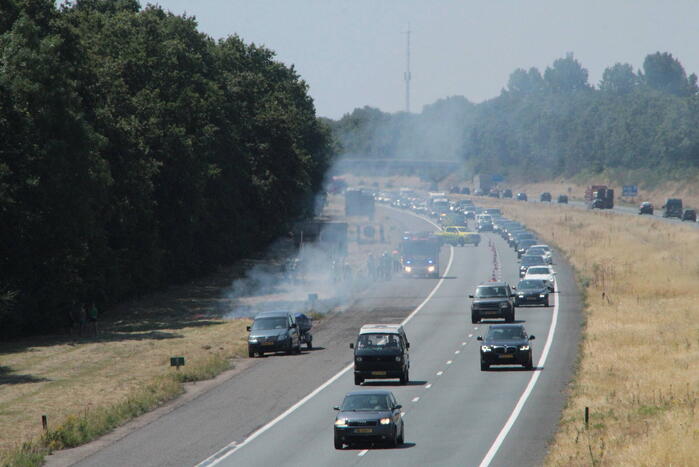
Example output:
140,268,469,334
153,0,699,119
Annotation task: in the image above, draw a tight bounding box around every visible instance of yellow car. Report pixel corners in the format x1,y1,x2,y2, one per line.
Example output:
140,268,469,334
436,226,481,247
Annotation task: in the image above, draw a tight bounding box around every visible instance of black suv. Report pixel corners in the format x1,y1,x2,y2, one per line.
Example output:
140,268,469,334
247,311,301,357
557,194,568,204
540,192,552,202
683,209,696,222
502,189,513,198
514,279,550,306
638,202,653,215
350,324,410,385
477,324,535,370
663,198,683,218
516,192,528,201
469,282,516,323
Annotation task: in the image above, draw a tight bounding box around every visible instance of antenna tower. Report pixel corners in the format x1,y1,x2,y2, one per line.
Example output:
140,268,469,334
403,27,411,113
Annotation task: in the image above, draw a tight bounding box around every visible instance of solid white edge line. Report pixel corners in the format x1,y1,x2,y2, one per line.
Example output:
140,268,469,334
477,277,560,467
196,210,455,467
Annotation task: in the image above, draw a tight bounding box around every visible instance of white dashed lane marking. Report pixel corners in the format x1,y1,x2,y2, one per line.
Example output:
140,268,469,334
436,371,444,376
412,397,420,403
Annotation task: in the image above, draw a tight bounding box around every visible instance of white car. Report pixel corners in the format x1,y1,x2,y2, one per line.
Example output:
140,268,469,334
530,244,553,263
524,265,556,291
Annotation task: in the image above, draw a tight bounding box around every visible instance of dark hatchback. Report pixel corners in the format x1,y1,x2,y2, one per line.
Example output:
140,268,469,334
477,324,535,371
638,202,654,215
682,209,696,222
334,390,404,449
557,194,568,204
519,255,547,277
540,192,552,202
514,279,550,306
470,282,516,323
247,311,301,357
516,192,528,201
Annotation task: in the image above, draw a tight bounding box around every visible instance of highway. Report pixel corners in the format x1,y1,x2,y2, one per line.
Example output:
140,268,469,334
67,206,582,467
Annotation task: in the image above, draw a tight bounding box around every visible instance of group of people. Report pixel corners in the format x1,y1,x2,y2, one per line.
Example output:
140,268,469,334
366,252,396,281
69,302,99,337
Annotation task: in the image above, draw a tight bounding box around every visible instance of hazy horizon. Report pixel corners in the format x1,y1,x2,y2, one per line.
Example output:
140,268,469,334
152,1,699,119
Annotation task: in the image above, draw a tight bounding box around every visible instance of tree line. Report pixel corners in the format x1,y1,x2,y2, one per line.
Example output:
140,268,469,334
330,52,699,183
0,0,333,338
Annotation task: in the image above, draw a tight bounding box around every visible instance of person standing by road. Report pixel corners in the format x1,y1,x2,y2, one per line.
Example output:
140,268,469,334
87,302,99,337
367,253,377,280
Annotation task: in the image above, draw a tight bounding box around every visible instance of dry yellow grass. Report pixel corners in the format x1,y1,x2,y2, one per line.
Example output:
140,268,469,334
0,317,249,457
477,199,699,465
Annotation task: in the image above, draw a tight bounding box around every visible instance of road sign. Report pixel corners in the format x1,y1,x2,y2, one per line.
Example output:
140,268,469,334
622,185,638,197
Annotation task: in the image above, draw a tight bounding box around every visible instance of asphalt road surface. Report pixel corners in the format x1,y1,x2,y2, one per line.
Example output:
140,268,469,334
70,206,583,467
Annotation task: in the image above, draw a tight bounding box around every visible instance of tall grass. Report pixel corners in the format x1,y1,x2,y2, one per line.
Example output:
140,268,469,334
482,200,699,465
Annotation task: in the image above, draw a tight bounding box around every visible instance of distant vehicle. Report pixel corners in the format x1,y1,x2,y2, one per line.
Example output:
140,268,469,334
477,324,535,371
469,282,516,324
437,226,480,247
557,194,568,204
585,185,614,209
638,202,654,215
682,209,696,222
524,266,556,291
247,311,301,357
483,208,502,217
449,185,461,194
476,214,494,232
540,192,552,202
663,198,683,218
333,390,404,449
294,312,313,350
519,255,548,277
399,232,442,277
474,188,485,196
514,279,550,307
350,324,410,385
488,189,500,198
516,192,528,201
502,189,513,198
461,187,471,195
516,239,538,258
528,244,553,263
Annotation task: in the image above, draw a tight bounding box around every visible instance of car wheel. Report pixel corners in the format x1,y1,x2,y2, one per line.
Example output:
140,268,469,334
334,437,343,450
544,297,550,307
400,368,409,385
471,313,479,324
354,374,363,386
525,353,533,370
306,341,312,350
397,425,404,445
295,342,301,354
480,360,489,371
248,349,255,358
506,312,514,323
389,429,399,448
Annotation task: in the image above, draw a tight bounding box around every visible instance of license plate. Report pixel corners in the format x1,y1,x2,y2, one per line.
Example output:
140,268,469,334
527,296,537,300
355,428,373,433
371,371,387,376
499,354,514,359
262,342,275,346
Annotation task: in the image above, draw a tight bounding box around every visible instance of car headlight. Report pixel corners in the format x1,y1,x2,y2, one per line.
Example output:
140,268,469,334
379,418,391,425
395,356,402,362
355,356,362,362
248,338,258,343
518,294,524,298
404,266,412,272
335,418,348,427
428,259,434,264
500,302,509,308
427,266,435,272
539,294,546,298
481,345,492,352
519,345,530,351
277,333,288,341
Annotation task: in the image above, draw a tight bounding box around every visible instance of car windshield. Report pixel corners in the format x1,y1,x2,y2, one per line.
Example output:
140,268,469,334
251,317,288,330
341,393,392,411
518,279,546,289
475,286,508,298
487,327,526,340
527,248,545,255
527,267,550,275
521,256,544,266
356,333,402,350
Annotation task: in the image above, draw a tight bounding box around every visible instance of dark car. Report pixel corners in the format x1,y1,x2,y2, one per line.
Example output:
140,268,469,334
514,279,550,307
516,240,538,258
540,192,552,202
247,311,301,357
638,202,653,215
477,324,535,371
461,187,471,195
294,312,313,350
488,189,500,198
682,209,696,222
662,198,683,218
469,282,516,324
502,189,513,198
519,255,547,277
557,194,568,204
474,188,485,196
350,324,410,385
516,192,528,201
333,390,404,449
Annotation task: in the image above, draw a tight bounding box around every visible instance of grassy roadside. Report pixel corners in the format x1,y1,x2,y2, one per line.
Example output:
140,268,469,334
0,318,250,467
479,198,699,465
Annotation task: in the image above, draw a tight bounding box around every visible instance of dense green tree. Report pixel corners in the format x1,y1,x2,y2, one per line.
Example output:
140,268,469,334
544,53,591,94
641,52,698,97
599,63,639,94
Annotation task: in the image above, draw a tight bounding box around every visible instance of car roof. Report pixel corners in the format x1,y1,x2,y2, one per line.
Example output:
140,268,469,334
344,389,394,397
478,281,509,287
531,244,550,248
488,324,526,330
359,324,403,335
255,311,291,318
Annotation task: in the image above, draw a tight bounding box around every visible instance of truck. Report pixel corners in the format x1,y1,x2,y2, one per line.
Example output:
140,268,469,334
345,188,375,219
662,198,683,218
399,232,442,278
585,185,614,209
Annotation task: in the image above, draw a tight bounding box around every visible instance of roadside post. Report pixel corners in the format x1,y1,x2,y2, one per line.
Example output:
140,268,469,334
42,415,48,431
170,356,185,371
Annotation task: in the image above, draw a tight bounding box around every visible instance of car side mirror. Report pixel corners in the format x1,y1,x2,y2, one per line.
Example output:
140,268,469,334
529,335,536,340
333,406,340,411
512,286,516,290
349,343,354,349
246,326,251,332
468,295,474,299
406,342,410,349
476,336,483,341
510,294,516,297
394,404,402,410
